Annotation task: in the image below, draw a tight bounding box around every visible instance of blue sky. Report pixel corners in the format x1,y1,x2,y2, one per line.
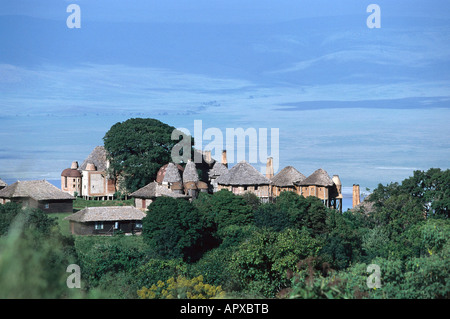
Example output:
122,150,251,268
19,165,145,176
1,0,449,199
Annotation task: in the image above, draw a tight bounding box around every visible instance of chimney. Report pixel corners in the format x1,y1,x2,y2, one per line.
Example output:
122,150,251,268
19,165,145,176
71,161,79,170
222,150,228,167
353,184,361,208
203,150,212,164
266,157,274,179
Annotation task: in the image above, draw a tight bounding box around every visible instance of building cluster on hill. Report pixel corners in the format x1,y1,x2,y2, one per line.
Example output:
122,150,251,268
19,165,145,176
0,146,361,235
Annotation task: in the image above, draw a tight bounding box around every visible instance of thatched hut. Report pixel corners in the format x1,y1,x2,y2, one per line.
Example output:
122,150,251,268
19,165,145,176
0,180,74,213
64,206,146,235
271,166,306,197
216,160,272,202
162,162,183,184
295,168,342,211
208,161,228,192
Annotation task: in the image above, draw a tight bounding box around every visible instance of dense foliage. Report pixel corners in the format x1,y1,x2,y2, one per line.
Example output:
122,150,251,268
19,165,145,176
103,118,193,193
0,168,448,299
0,203,79,298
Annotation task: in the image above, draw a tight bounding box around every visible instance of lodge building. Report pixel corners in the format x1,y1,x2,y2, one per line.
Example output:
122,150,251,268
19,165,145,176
61,146,358,213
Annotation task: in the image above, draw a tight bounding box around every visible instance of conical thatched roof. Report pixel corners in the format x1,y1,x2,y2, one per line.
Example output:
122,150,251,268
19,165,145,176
64,206,146,222
182,160,199,183
79,146,109,172
130,181,189,199
130,181,158,198
156,163,184,183
271,166,306,187
296,168,334,187
208,162,228,179
0,180,74,201
163,163,182,183
216,160,271,186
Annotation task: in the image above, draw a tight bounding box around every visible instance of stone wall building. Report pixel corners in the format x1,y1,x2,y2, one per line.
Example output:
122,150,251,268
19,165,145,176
61,161,82,196
61,146,116,200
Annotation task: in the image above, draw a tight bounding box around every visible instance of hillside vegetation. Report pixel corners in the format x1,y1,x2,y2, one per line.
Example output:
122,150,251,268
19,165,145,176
0,168,448,299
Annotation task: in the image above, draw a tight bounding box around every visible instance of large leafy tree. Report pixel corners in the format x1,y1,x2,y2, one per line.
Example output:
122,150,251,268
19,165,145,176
275,191,329,237
193,189,254,237
229,228,323,297
401,168,450,218
142,197,206,262
103,118,192,193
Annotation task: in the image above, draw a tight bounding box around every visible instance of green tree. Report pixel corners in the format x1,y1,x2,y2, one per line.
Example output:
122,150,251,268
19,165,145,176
230,228,323,297
142,197,205,262
194,189,253,237
0,202,24,236
254,203,289,232
275,191,328,236
320,210,363,269
0,206,79,298
103,118,193,193
401,168,450,218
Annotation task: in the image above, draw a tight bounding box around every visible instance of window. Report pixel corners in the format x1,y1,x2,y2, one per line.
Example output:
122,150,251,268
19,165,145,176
44,203,49,209
94,222,104,230
114,222,119,229
135,222,143,229
64,176,68,188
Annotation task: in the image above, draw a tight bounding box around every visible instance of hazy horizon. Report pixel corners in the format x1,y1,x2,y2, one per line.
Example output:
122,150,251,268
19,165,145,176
1,1,449,194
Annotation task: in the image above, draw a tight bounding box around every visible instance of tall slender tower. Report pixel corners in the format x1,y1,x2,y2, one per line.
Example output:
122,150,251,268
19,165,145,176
266,157,274,179
353,184,361,207
221,150,228,168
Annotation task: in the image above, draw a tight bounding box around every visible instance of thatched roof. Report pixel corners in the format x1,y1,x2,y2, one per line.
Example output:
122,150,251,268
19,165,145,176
208,162,228,179
79,146,109,172
271,166,306,187
182,160,199,183
163,162,182,183
64,206,145,222
296,168,334,187
216,160,271,186
130,181,189,199
0,179,7,188
0,180,75,201
156,163,184,183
